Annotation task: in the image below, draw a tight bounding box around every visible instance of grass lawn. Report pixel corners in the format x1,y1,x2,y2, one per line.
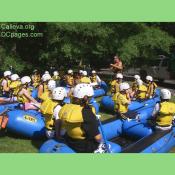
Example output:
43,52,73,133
0,95,175,153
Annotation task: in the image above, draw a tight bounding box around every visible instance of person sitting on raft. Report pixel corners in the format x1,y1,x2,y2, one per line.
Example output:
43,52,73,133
113,82,131,120
152,89,175,131
90,70,102,88
38,87,67,139
0,74,21,104
110,73,123,96
134,79,147,101
80,71,91,84
74,70,83,85
65,69,74,88
17,76,38,109
1,71,12,97
52,71,60,81
37,73,51,100
131,75,141,97
146,75,157,99
58,83,103,153
31,69,41,88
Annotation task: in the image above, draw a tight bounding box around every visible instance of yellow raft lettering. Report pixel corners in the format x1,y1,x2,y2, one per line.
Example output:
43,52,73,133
24,115,37,123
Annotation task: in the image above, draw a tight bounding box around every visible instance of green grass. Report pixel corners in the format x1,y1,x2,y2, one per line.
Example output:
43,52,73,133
0,95,175,153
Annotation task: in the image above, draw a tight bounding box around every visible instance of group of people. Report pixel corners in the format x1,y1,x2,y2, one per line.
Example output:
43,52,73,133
110,72,175,131
0,69,104,153
0,67,175,153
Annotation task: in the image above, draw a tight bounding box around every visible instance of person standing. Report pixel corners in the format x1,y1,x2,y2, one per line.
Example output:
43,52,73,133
110,55,123,73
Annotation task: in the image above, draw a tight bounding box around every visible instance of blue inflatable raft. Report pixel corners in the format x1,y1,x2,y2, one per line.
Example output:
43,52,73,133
39,117,175,153
93,81,108,98
5,110,45,138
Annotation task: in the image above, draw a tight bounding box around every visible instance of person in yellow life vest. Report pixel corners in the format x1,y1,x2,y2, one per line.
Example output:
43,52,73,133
31,69,41,88
52,71,60,81
134,79,147,101
65,69,74,87
132,75,140,92
146,75,157,99
152,89,175,131
59,83,102,153
80,71,91,84
17,76,38,106
1,71,12,97
90,70,102,88
110,73,123,96
37,73,51,100
39,79,56,101
113,82,131,120
38,87,67,139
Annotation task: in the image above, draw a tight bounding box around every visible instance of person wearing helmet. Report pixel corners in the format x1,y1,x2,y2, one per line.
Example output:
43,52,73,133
17,76,38,106
152,89,175,131
80,71,91,84
74,70,83,85
110,73,123,95
37,73,51,100
113,82,131,120
59,83,102,153
39,79,56,101
90,70,102,88
132,75,140,92
9,74,21,99
134,79,147,101
1,71,12,97
38,87,67,139
65,69,74,87
52,71,60,86
31,69,41,88
146,75,157,98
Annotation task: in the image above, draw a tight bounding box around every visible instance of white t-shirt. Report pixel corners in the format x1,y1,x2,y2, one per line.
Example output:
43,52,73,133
53,105,62,120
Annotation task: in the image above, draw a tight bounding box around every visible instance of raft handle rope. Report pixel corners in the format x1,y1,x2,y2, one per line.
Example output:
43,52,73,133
96,115,111,153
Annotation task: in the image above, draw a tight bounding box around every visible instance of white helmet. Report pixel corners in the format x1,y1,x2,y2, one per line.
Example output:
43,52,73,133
4,71,12,77
48,80,56,91
116,73,123,79
160,89,171,100
136,79,143,86
73,83,94,99
82,71,87,76
42,74,51,82
79,70,83,74
53,71,59,76
11,74,19,81
68,69,73,74
146,75,153,82
120,82,130,91
134,75,140,80
52,87,67,101
92,70,96,74
45,71,49,74
21,76,31,85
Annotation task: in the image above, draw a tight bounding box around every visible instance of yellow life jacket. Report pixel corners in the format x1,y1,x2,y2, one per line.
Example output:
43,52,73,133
90,75,97,83
113,93,129,113
147,82,157,97
66,75,74,86
17,87,32,103
40,98,59,130
9,81,21,96
156,101,175,126
1,78,11,92
52,75,60,81
132,80,138,91
59,104,96,139
39,91,50,101
32,75,41,88
136,85,147,100
80,77,91,84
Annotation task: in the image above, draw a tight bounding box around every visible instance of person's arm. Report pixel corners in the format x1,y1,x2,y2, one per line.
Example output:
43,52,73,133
152,103,160,117
37,84,43,99
2,81,10,92
53,105,63,139
96,75,101,84
23,89,38,103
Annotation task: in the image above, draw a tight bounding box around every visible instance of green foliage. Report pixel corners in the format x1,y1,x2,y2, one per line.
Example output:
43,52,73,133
0,22,175,73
